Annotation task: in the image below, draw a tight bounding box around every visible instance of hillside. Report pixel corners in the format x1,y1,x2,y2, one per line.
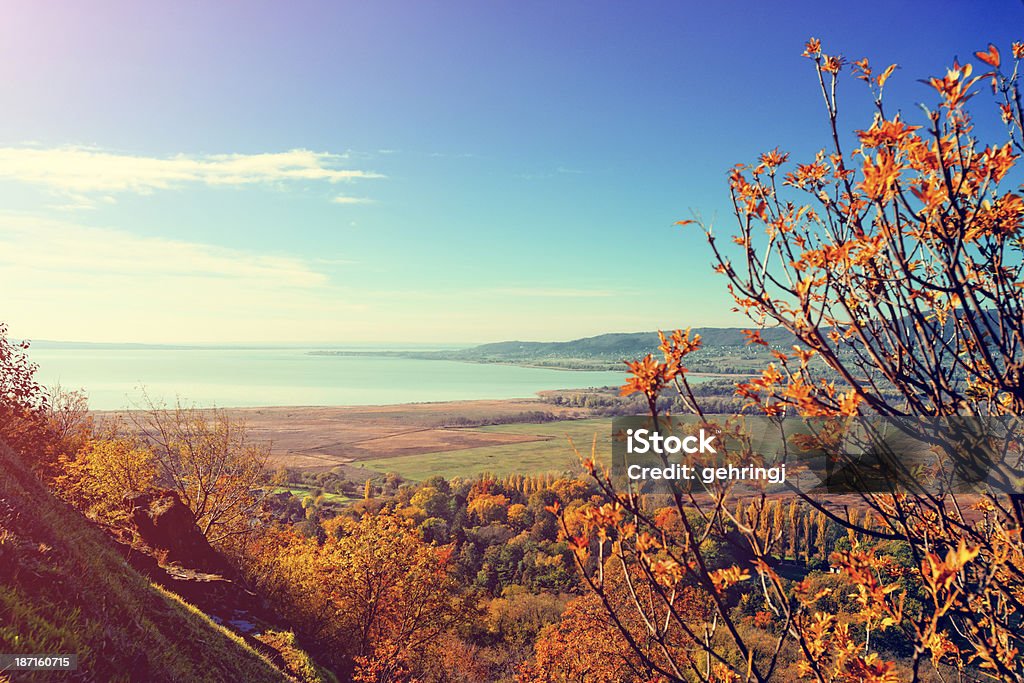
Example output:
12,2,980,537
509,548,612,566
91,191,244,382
311,327,796,371
454,327,796,359
0,443,287,683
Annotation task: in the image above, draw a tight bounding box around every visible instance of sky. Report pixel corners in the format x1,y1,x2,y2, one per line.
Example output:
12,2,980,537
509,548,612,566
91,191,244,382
1,0,1022,344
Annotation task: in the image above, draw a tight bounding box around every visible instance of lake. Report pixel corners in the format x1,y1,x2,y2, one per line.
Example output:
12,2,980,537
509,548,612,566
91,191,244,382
30,347,632,410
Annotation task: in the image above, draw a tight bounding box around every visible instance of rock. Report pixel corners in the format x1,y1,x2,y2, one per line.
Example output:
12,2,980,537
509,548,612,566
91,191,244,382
122,490,230,575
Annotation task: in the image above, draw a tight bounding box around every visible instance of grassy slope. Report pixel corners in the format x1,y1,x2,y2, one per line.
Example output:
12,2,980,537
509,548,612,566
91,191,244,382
359,418,614,480
0,444,286,683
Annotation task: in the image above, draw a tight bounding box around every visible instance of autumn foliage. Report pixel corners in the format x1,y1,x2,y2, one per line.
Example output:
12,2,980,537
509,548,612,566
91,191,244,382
715,39,1024,419
550,38,1024,682
242,512,474,682
0,322,49,458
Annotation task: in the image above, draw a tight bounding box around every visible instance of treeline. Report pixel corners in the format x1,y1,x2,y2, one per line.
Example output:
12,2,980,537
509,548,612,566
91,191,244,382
543,382,758,416
437,410,570,427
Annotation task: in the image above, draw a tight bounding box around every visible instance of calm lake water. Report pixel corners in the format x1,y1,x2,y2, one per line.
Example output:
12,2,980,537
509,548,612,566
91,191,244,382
30,347,631,411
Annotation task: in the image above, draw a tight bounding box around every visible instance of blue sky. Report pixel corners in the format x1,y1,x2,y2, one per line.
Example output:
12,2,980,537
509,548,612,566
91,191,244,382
1,1,1021,343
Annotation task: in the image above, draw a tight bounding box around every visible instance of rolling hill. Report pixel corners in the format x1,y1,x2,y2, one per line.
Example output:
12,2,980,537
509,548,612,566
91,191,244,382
311,327,797,371
449,327,796,360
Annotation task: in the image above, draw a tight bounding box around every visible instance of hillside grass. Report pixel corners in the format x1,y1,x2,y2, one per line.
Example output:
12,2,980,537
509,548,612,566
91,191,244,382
358,418,614,481
0,444,287,683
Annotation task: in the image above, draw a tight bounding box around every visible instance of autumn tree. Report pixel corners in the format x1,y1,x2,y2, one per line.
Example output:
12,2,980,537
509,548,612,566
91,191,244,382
520,592,649,683
0,322,48,458
54,429,157,522
468,491,511,525
130,399,269,545
520,558,710,683
43,384,92,459
710,42,1024,420
244,513,473,682
554,38,1024,682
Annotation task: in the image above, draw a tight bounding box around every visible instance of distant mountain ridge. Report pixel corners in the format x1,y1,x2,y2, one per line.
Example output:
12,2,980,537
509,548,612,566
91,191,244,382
309,327,796,372
455,328,796,360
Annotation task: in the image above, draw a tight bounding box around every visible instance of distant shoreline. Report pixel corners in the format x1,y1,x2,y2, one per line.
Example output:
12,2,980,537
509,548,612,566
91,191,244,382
307,350,620,372
307,349,751,378
306,327,789,374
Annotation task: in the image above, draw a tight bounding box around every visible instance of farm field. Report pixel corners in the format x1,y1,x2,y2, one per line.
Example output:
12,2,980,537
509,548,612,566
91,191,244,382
102,398,593,470
227,399,590,470
358,418,614,481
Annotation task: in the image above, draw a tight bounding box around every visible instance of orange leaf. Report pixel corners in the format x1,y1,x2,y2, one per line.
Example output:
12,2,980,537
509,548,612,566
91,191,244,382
802,37,821,58
876,63,897,88
741,329,769,347
975,44,1000,69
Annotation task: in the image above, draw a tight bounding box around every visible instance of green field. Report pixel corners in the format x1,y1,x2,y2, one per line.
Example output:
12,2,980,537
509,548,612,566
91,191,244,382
358,418,614,481
352,415,822,483
277,484,354,504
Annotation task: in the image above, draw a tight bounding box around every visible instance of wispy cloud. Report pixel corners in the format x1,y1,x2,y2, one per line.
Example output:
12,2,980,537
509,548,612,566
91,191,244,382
0,146,384,204
0,214,330,288
332,195,376,205
0,213,373,342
